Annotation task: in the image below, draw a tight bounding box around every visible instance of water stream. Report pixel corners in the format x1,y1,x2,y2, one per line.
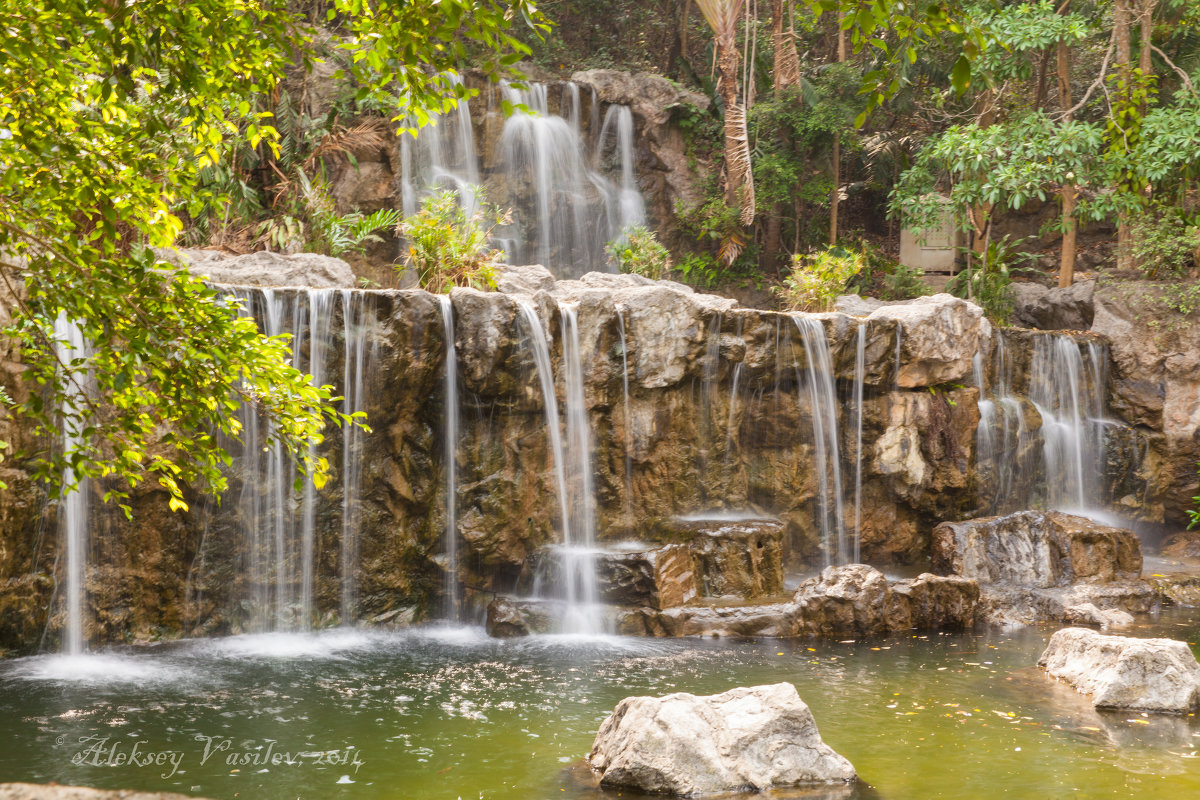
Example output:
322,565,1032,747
54,315,90,656
437,295,461,619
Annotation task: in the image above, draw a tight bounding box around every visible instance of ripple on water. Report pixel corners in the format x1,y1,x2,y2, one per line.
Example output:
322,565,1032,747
3,652,194,685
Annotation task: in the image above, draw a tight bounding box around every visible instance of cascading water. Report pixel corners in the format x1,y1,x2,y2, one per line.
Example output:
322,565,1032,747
793,317,849,566
54,315,90,656
558,303,605,634
339,290,376,625
515,299,572,543
1029,335,1109,514
400,76,646,277
224,287,375,631
437,295,461,619
852,322,866,564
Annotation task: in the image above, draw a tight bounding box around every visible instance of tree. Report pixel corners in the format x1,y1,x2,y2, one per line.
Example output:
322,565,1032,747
697,0,756,229
0,0,546,511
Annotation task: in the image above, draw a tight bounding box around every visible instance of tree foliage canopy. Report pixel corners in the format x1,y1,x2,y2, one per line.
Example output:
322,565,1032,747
0,0,545,511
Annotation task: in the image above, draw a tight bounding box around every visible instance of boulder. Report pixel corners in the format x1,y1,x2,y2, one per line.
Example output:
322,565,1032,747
584,544,698,609
646,601,802,638
932,511,1142,588
485,597,530,638
491,263,557,295
1011,280,1094,331
588,683,855,795
159,248,358,288
1159,531,1200,560
0,786,213,800
865,294,985,387
793,565,979,637
1038,627,1200,712
979,582,1157,628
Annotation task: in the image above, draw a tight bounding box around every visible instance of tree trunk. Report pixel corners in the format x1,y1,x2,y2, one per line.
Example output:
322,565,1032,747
1057,2,1076,288
771,0,800,90
717,37,754,226
1115,0,1133,269
829,6,845,245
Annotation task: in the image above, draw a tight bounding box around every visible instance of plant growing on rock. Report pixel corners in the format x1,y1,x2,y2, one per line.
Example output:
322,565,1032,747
398,190,508,293
773,246,865,312
606,225,672,280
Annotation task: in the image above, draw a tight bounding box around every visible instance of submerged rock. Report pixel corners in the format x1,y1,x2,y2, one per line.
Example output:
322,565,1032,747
588,683,855,795
1038,627,1200,713
932,511,1142,588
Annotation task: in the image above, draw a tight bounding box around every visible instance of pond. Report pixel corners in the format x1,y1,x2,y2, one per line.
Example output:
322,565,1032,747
3,611,1199,800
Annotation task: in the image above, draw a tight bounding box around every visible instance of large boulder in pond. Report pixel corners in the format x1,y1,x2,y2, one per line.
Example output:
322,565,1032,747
1038,627,1200,713
588,683,855,795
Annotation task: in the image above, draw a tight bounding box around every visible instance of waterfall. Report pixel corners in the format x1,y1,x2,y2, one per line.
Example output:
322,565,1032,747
223,287,374,631
793,317,848,566
852,322,866,564
437,295,461,619
1029,335,1109,514
398,74,481,219
339,290,375,625
515,299,572,544
559,303,604,634
54,315,90,656
616,307,635,526
696,313,723,497
723,317,745,475
299,290,335,626
595,104,646,237
892,321,904,388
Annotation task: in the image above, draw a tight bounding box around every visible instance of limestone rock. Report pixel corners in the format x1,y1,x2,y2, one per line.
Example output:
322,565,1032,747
866,294,984,387
980,582,1158,627
539,544,698,609
793,565,979,636
492,263,557,295
646,601,802,639
571,70,710,129
932,511,1142,588
160,248,357,288
1038,627,1200,712
485,597,531,638
0,786,213,800
1011,280,1094,331
1160,531,1200,560
588,683,856,795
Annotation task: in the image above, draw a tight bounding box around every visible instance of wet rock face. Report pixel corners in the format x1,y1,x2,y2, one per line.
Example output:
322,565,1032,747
1038,627,1200,713
1090,283,1200,523
588,683,856,796
931,511,1142,588
0,271,1003,650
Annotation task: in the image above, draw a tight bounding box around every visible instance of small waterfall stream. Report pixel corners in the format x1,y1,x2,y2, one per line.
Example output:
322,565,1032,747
339,290,376,624
437,296,461,619
793,317,849,566
852,322,866,564
54,316,90,656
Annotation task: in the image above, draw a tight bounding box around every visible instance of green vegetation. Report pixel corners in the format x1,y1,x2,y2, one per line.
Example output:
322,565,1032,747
607,226,673,280
0,0,545,507
773,246,865,312
399,191,507,293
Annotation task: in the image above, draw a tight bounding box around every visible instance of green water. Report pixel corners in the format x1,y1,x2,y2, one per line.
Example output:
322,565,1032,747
2,613,1199,800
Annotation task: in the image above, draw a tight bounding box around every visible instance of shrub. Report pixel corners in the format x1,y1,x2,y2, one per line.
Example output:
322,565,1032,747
774,246,866,312
606,225,672,280
947,235,1032,323
398,190,508,293
1131,205,1200,278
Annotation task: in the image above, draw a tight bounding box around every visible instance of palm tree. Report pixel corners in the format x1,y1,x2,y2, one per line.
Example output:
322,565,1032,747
697,0,755,228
